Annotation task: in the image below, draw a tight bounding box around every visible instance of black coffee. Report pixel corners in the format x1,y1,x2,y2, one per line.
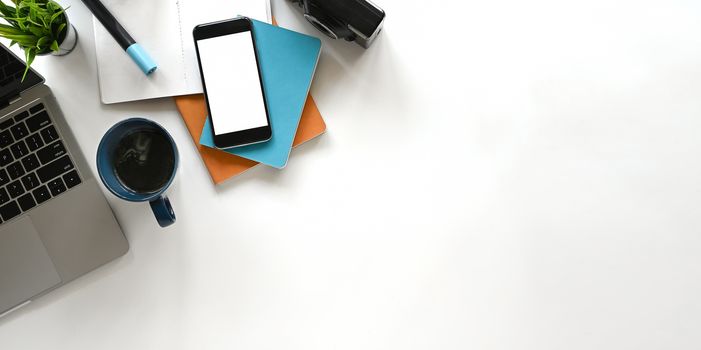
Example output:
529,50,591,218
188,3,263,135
113,130,175,193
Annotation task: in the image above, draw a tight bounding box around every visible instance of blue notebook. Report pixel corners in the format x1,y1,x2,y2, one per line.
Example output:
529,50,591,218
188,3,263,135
200,20,321,168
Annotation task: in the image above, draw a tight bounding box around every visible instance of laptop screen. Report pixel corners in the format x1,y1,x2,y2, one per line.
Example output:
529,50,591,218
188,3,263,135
0,45,43,102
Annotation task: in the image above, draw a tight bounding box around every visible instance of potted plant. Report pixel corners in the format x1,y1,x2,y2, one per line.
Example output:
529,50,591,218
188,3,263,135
0,0,76,80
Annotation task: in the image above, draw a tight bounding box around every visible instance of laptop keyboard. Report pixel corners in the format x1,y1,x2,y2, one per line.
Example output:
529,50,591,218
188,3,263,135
0,102,81,224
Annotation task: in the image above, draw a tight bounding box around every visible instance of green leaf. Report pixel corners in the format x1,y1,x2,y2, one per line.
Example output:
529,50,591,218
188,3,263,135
24,46,34,65
26,17,42,27
0,33,37,42
0,23,27,35
49,7,63,23
50,39,58,52
27,24,43,36
22,47,35,82
56,21,64,35
36,34,49,48
0,3,16,18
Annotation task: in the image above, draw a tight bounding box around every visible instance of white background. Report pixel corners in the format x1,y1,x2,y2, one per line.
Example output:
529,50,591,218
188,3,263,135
2,0,701,349
198,32,268,134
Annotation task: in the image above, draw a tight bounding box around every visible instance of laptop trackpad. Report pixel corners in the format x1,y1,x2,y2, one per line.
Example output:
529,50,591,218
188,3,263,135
0,217,61,313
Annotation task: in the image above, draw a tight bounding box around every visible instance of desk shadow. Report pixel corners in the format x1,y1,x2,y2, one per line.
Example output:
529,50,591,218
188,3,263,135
98,96,178,116
43,30,94,90
274,1,413,121
213,133,332,193
310,28,415,122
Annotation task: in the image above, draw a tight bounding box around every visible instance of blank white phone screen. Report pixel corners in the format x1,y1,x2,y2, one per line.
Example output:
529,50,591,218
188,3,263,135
197,31,267,135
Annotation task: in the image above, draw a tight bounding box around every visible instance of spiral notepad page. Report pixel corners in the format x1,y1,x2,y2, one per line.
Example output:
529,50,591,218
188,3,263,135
92,0,270,104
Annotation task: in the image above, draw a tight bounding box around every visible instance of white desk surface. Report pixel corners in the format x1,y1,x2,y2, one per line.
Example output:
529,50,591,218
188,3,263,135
2,0,701,348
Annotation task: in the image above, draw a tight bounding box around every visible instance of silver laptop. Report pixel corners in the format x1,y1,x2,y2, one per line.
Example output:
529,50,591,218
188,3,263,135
0,45,128,317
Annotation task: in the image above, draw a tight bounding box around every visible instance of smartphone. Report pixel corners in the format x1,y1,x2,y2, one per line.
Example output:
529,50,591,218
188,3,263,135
193,17,272,149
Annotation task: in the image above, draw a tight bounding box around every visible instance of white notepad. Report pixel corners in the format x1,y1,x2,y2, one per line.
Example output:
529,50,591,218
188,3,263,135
93,0,271,104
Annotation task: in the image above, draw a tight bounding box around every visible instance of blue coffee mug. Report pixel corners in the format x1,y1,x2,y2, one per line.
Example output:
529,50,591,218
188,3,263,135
96,118,179,228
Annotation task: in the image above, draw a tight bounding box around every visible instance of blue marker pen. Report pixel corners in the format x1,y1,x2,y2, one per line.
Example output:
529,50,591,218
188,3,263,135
81,0,157,75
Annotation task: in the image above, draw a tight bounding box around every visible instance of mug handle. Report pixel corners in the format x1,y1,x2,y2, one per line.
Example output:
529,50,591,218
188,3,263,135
149,195,176,228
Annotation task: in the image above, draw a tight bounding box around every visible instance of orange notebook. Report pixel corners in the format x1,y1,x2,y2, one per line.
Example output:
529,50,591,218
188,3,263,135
175,94,326,184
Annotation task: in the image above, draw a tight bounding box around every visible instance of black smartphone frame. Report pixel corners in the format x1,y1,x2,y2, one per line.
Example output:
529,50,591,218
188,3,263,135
193,17,272,149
